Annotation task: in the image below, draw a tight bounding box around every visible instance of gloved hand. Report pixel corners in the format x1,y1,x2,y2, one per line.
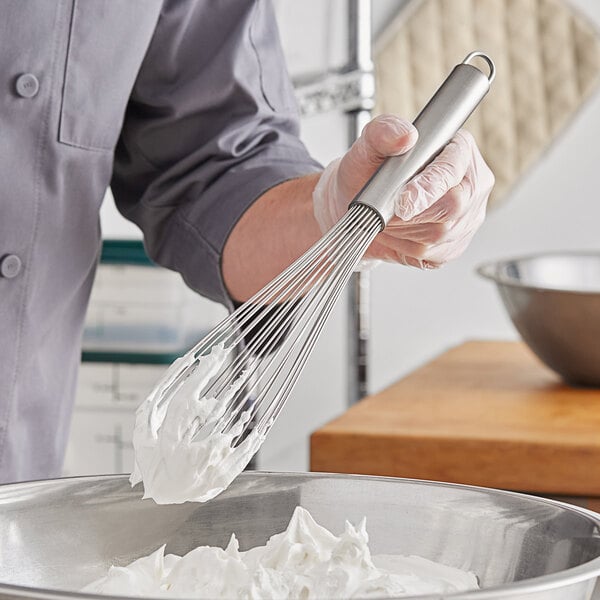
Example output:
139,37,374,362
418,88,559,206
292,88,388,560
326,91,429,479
312,114,494,269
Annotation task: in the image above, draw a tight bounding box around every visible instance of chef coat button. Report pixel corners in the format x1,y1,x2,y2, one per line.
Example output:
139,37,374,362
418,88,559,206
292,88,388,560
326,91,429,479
0,255,22,279
15,73,40,98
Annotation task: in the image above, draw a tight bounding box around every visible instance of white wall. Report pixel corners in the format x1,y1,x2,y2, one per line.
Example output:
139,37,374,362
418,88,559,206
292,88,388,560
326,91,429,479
99,0,600,472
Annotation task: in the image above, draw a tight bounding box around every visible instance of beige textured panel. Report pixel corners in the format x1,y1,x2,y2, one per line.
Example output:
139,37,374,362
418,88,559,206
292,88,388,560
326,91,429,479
374,0,600,207
474,0,516,199
576,18,600,93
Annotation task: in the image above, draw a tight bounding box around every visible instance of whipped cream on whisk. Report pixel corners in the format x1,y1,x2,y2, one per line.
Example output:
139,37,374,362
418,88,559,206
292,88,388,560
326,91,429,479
130,344,264,504
85,506,478,598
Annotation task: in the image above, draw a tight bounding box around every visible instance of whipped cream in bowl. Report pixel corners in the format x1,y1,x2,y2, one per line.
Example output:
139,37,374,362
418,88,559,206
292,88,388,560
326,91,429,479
85,506,478,599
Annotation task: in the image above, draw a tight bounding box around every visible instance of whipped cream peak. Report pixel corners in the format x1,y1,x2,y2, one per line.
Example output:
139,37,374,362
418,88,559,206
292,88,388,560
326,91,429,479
85,506,478,599
130,344,264,504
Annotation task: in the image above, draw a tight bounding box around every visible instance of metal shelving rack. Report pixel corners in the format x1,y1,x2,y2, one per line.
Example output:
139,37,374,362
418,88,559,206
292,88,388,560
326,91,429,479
293,0,374,405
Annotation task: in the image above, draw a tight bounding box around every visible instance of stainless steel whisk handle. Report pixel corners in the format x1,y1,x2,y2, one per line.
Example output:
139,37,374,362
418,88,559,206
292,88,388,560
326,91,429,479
350,51,495,227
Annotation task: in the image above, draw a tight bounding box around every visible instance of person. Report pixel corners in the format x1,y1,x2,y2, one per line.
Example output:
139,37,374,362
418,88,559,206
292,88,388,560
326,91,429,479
0,0,493,483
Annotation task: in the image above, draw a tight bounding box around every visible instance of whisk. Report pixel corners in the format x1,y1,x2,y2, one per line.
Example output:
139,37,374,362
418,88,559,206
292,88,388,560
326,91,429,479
150,52,495,466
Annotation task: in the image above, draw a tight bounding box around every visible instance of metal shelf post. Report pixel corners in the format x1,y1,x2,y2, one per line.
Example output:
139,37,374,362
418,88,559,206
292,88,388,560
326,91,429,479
346,0,373,405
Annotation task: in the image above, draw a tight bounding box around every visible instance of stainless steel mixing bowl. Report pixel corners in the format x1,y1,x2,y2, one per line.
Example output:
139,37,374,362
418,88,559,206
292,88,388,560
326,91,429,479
0,472,599,599
478,252,600,386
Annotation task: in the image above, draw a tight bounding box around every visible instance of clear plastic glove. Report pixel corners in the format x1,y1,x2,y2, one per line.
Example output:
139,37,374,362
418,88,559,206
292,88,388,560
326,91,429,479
312,114,494,269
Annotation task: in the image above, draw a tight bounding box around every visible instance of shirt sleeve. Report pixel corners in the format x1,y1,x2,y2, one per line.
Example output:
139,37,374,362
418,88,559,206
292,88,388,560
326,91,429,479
111,0,322,308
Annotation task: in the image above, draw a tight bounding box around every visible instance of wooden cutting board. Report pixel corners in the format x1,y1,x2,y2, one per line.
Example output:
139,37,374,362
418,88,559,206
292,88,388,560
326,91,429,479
311,341,600,499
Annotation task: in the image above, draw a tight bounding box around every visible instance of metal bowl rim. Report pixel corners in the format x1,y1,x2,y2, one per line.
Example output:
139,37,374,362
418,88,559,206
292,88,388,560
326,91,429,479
476,250,600,296
1,472,600,600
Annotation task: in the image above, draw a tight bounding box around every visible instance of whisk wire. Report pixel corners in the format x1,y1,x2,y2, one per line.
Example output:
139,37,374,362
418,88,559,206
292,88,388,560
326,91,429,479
251,232,378,439
225,206,382,443
188,206,377,433
195,211,364,409
249,211,381,439
153,211,363,412
160,203,382,450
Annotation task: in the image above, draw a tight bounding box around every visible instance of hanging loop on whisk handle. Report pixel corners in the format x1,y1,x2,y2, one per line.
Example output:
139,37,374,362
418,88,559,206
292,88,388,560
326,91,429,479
350,52,495,227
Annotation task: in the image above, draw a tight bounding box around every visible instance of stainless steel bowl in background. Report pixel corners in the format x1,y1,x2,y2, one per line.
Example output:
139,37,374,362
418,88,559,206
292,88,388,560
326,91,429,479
0,473,599,599
478,252,600,387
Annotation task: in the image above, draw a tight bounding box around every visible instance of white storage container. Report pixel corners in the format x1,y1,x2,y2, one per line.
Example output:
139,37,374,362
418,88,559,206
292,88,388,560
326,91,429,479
83,240,226,353
69,239,227,476
64,359,170,476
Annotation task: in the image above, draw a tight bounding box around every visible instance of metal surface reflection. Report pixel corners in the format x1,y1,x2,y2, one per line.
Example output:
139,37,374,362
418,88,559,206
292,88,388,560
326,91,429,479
478,252,600,386
0,473,599,599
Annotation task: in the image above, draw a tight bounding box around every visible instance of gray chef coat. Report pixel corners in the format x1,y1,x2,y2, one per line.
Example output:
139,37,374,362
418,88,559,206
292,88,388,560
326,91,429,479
0,0,321,482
